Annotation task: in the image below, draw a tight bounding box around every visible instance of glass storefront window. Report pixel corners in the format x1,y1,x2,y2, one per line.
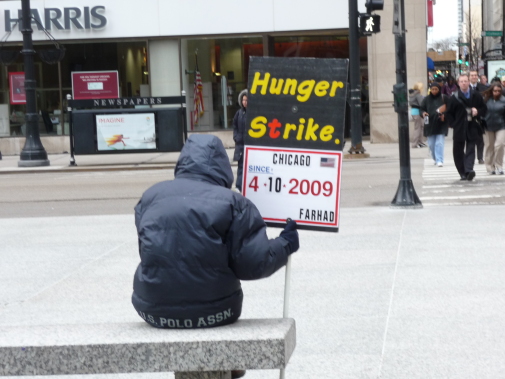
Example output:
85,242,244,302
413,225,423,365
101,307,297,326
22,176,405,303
184,34,369,134
0,41,147,137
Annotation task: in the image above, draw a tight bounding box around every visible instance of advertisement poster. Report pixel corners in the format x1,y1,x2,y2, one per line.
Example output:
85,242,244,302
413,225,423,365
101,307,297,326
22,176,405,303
243,146,342,231
487,60,505,80
9,72,26,104
96,113,156,151
72,71,119,100
244,57,348,232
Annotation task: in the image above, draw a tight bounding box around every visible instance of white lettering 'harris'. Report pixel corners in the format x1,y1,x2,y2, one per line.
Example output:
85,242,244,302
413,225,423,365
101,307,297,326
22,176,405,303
4,6,107,32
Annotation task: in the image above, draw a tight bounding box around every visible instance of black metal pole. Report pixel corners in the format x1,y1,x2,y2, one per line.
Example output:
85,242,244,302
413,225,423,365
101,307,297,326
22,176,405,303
391,0,422,208
18,0,49,167
181,90,188,142
67,94,76,166
348,0,365,154
468,0,473,69
503,0,505,58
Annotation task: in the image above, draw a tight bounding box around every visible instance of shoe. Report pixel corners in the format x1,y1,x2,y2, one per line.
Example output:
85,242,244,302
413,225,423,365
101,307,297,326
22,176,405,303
232,370,246,378
460,174,467,180
419,143,427,147
437,162,443,167
478,159,485,164
412,145,420,148
466,171,476,181
498,169,504,175
490,171,496,175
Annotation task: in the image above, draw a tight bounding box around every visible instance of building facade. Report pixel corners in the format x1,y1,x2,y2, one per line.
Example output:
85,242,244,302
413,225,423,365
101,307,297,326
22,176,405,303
482,0,503,62
0,0,428,154
367,0,428,143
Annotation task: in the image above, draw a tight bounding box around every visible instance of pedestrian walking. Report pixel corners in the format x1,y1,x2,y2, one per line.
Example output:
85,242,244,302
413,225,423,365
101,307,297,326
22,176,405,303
482,83,505,175
421,82,449,166
442,76,458,96
444,74,487,181
232,89,248,192
480,75,490,89
409,82,426,148
470,70,486,164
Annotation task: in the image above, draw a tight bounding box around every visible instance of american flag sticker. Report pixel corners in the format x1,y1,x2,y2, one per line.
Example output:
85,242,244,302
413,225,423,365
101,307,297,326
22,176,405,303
320,157,336,168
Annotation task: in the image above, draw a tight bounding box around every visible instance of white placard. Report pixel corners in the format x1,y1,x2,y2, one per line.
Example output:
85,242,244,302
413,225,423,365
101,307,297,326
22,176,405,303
243,146,342,230
88,82,104,90
96,113,156,151
487,60,505,80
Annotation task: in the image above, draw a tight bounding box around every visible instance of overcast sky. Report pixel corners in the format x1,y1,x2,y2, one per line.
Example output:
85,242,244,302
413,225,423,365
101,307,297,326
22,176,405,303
430,0,459,43
430,0,482,45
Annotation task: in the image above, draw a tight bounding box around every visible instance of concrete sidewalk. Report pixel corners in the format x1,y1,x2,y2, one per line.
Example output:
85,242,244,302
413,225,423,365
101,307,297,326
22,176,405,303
1,205,504,379
0,139,435,174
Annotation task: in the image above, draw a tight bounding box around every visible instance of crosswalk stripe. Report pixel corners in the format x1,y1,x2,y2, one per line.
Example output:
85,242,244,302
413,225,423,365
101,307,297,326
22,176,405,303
421,158,505,205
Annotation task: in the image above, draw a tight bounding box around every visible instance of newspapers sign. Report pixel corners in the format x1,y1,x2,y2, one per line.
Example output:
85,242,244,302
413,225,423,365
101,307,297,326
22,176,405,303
244,57,348,232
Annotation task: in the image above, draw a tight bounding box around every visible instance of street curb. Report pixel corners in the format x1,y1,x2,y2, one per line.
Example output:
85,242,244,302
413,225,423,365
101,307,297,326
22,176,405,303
0,162,242,175
0,164,178,175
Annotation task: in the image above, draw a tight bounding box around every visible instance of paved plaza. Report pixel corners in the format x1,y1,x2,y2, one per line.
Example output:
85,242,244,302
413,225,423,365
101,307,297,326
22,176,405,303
1,139,505,378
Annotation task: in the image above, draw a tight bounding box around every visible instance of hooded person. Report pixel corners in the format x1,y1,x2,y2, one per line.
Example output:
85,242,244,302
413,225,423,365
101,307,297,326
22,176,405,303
232,89,248,192
132,134,299,331
442,76,458,96
421,82,449,166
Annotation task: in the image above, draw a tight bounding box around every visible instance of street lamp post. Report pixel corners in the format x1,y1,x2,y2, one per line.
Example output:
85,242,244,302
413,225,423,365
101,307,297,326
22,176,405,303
348,0,365,155
390,0,422,208
18,0,49,167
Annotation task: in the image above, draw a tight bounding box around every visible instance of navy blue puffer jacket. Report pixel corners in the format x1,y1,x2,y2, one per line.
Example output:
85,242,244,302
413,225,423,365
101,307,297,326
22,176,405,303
132,134,292,328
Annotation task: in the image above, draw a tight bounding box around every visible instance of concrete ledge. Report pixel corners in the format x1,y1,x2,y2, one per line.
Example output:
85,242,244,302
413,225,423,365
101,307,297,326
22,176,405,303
0,318,296,376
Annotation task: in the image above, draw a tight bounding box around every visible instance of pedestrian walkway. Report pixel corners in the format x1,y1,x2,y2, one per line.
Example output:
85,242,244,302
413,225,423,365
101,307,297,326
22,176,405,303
420,158,505,206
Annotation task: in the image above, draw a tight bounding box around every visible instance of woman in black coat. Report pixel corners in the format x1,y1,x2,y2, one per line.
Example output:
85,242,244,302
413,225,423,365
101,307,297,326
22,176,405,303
420,82,449,166
233,89,248,192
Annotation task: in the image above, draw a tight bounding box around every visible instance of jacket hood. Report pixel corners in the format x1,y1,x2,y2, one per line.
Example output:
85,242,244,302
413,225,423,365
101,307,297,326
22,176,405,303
175,134,234,188
409,90,420,100
238,89,248,110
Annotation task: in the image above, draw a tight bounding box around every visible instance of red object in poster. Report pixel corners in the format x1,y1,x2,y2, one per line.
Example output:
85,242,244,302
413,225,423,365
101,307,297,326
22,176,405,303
71,71,119,100
9,72,26,104
427,0,434,27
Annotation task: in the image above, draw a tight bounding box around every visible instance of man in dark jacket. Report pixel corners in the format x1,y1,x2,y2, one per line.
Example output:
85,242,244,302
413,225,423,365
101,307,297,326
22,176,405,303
233,89,248,192
445,74,487,181
132,134,299,330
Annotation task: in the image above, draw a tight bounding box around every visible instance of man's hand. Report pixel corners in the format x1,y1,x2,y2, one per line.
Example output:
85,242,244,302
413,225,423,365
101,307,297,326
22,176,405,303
471,107,478,116
422,112,429,118
280,220,299,254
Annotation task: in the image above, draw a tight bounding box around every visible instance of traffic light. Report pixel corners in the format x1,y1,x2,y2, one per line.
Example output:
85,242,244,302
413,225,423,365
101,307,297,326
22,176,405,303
365,0,384,13
458,55,463,64
465,54,469,66
360,14,381,35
